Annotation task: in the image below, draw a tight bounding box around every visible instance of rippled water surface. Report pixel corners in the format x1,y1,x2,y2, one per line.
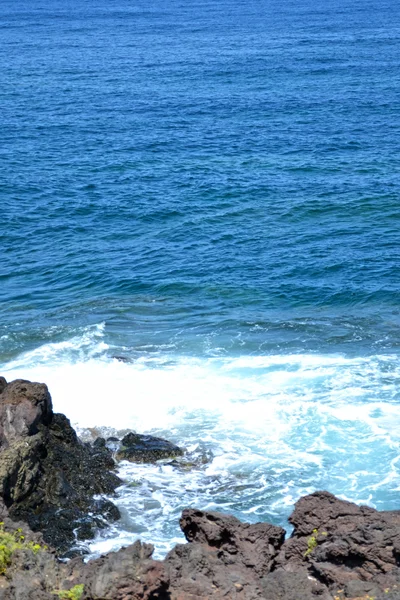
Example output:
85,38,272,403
1,0,400,558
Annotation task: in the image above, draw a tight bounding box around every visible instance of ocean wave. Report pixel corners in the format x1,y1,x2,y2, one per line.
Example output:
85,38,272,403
2,330,400,557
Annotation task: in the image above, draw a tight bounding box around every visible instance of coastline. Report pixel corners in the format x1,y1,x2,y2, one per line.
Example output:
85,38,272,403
1,377,400,599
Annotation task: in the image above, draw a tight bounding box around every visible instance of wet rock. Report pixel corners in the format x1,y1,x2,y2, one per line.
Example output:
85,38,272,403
92,436,106,449
116,432,183,463
167,444,214,471
112,355,132,363
0,378,122,556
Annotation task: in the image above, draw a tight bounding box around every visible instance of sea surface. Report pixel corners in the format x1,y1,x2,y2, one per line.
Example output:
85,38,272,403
1,0,400,558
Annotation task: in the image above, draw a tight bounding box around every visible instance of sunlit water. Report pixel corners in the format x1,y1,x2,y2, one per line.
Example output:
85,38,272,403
1,0,400,559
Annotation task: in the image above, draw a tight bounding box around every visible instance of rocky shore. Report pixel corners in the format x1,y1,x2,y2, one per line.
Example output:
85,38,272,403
1,377,400,599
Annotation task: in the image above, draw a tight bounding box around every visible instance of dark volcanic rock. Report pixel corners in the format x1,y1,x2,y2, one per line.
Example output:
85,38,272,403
0,378,122,556
166,508,286,599
3,487,400,599
0,376,7,395
180,508,285,575
168,498,400,599
67,541,170,600
112,355,132,363
116,432,183,463
276,490,400,594
93,436,106,449
0,515,169,600
167,541,262,599
260,569,332,600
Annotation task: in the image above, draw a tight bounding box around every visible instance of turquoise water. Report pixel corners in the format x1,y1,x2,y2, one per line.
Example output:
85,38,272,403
2,0,400,557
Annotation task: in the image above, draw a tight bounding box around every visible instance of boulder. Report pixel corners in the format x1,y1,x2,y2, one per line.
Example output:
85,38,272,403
116,432,183,463
180,508,285,576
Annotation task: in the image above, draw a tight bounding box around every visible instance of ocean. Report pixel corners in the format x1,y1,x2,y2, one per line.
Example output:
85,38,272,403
1,0,400,558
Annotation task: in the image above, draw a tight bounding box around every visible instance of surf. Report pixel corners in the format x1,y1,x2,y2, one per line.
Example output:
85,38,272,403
2,325,400,558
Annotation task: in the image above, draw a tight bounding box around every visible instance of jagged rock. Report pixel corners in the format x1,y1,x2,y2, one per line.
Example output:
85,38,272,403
180,508,285,576
116,432,183,463
0,377,7,395
0,378,122,556
276,490,400,594
166,508,286,599
66,541,170,600
3,488,400,599
0,519,169,600
92,437,106,449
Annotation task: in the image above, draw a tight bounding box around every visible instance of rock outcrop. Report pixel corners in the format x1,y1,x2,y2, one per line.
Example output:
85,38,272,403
3,492,400,599
1,487,400,598
166,509,286,599
276,490,400,598
0,378,122,555
0,379,53,445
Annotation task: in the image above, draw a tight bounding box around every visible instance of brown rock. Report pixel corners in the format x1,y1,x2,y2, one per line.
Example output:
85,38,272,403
0,379,53,446
180,508,285,576
67,541,170,600
166,508,286,599
276,491,400,591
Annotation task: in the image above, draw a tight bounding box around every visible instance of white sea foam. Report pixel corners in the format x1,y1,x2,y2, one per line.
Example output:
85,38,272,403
2,324,400,558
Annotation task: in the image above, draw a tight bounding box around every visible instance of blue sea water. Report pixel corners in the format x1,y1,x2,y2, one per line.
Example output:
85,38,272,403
1,0,400,557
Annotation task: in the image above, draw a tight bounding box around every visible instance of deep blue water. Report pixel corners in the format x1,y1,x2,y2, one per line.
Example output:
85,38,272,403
2,0,400,557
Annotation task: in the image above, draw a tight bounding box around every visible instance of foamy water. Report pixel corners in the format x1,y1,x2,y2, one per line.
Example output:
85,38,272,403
2,324,400,558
